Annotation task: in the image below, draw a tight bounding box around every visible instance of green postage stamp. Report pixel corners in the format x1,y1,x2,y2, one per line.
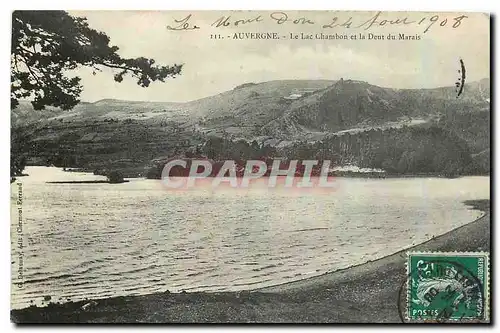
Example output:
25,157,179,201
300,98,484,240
406,252,490,322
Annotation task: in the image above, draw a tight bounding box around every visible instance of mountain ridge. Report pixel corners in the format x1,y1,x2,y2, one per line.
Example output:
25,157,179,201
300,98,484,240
12,77,490,126
11,78,490,177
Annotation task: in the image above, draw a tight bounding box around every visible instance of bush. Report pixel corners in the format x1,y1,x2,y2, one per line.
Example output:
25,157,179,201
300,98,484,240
107,170,124,183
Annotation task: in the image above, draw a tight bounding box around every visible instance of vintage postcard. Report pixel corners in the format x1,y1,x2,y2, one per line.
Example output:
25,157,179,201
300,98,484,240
10,10,490,323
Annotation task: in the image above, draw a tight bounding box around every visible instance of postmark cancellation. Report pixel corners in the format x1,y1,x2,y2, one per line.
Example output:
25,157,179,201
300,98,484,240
405,251,490,323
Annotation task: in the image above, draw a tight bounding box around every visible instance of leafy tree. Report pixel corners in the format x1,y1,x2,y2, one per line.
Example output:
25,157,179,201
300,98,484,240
11,10,183,110
11,128,30,182
202,136,224,159
10,11,183,180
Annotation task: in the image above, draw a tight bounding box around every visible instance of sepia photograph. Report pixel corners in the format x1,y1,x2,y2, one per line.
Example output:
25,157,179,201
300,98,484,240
9,10,490,323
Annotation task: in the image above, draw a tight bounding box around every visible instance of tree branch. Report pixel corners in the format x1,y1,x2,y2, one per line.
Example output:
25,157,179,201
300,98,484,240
15,45,37,57
13,54,20,73
97,61,142,75
17,53,42,86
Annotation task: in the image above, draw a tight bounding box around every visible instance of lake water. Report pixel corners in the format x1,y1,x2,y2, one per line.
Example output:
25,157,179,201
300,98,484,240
11,166,489,309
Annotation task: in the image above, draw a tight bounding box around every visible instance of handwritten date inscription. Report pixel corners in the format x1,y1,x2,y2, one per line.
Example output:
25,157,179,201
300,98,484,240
167,11,468,34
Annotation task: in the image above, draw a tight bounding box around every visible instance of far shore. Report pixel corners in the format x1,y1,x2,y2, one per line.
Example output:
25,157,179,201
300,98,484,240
46,180,130,184
26,165,488,180
11,199,490,323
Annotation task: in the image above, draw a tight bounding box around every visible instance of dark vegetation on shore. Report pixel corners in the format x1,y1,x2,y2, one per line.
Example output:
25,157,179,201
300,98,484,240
11,199,490,323
140,122,488,179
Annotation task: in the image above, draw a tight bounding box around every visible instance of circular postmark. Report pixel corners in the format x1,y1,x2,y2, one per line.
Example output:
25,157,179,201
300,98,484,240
398,257,487,323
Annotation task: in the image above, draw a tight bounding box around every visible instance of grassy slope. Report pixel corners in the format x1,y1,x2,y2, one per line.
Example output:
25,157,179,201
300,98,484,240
11,200,490,323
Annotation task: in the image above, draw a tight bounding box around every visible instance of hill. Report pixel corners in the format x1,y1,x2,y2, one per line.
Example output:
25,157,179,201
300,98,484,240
11,78,490,177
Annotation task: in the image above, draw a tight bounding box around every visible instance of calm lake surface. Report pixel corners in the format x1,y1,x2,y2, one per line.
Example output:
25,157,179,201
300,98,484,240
11,166,489,309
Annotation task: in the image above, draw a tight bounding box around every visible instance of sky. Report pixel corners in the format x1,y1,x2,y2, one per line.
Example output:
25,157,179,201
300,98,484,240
68,10,490,103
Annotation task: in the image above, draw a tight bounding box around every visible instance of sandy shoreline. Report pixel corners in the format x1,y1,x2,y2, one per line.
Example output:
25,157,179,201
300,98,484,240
11,199,490,323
